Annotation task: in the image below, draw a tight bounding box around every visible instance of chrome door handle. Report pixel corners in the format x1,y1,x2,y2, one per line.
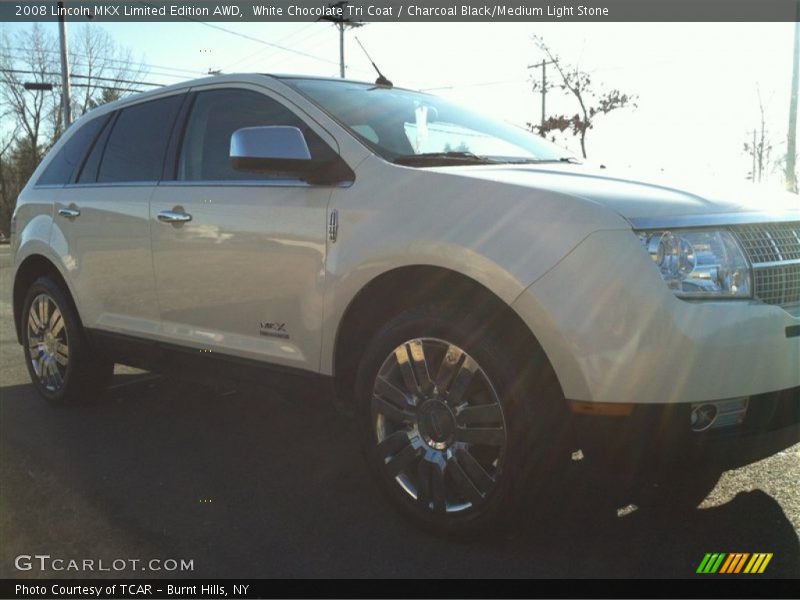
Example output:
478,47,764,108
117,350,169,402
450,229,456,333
58,207,80,219
157,210,192,224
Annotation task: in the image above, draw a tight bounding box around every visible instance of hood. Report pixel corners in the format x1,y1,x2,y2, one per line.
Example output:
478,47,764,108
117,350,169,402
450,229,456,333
435,162,800,226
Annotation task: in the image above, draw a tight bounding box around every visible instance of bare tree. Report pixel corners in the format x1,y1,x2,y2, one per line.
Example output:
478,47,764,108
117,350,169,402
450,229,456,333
0,23,59,165
0,23,148,234
529,35,637,158
69,25,147,117
743,90,774,183
0,127,22,231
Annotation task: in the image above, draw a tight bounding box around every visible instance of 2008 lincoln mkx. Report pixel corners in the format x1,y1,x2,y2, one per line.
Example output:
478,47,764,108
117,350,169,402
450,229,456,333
10,73,800,535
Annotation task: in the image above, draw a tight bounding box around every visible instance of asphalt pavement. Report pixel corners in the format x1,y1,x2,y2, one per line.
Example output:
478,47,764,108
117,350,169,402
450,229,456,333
1,244,798,579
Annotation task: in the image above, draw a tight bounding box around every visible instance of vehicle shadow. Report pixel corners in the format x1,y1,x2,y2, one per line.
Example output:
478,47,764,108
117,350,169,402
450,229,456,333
1,374,797,578
500,470,800,578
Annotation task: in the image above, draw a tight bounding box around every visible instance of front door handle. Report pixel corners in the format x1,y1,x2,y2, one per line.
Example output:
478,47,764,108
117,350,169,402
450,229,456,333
157,209,192,224
58,207,80,219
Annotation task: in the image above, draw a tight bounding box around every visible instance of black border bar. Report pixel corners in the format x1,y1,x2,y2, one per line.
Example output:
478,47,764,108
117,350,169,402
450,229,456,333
2,0,799,23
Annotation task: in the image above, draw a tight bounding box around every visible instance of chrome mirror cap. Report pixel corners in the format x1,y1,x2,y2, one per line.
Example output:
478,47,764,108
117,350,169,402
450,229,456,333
229,126,311,162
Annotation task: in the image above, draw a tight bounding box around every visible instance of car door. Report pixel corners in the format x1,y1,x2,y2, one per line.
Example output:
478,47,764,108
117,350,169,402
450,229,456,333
53,92,185,337
149,84,341,371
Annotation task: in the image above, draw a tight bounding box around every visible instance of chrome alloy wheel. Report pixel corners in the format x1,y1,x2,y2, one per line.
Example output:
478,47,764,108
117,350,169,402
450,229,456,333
27,293,69,392
371,338,507,514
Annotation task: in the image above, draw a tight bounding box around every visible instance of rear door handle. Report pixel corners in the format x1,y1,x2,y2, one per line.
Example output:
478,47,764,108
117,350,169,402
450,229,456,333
157,209,192,224
57,207,80,219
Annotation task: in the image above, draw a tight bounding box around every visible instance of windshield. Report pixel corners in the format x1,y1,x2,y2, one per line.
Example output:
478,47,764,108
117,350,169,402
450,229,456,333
280,77,571,165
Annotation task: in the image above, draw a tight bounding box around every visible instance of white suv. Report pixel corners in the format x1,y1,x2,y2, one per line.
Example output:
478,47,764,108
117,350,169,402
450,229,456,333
10,74,800,534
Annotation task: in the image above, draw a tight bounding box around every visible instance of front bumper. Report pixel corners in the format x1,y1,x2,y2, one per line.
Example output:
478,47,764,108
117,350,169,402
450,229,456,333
573,386,800,471
512,229,800,405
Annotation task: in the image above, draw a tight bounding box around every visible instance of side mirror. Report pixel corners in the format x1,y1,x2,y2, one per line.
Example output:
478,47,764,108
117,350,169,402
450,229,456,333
230,126,312,173
229,126,354,185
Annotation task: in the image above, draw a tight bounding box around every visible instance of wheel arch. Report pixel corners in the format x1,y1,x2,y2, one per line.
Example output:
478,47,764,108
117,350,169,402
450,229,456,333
13,254,77,344
331,265,563,411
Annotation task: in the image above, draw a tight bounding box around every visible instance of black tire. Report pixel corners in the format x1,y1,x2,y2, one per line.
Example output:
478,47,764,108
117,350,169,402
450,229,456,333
355,303,566,537
21,275,114,404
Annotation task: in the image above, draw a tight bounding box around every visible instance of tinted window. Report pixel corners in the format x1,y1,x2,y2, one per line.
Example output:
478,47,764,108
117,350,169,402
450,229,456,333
77,114,113,184
97,94,183,183
178,89,335,181
37,114,109,185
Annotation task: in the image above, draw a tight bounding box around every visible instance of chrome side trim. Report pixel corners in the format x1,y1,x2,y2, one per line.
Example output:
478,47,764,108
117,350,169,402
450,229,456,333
157,179,311,188
60,181,157,189
158,179,353,189
56,179,349,189
328,209,338,243
628,210,800,230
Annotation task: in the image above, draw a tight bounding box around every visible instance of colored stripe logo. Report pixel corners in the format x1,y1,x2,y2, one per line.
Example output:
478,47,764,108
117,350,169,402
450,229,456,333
697,553,773,574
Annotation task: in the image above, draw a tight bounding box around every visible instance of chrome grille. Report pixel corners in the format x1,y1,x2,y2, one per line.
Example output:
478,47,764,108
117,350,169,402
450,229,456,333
735,222,800,263
733,222,800,307
752,264,800,306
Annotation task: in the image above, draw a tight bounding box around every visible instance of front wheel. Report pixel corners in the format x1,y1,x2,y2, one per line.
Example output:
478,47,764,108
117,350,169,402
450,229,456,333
21,276,114,404
355,303,564,536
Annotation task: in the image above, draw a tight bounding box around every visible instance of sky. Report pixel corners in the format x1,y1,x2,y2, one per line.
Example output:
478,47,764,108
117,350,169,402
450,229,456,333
3,20,799,188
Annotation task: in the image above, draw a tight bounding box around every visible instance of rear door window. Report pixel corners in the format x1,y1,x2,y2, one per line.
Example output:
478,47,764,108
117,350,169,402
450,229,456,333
37,114,109,185
76,115,114,184
97,94,183,183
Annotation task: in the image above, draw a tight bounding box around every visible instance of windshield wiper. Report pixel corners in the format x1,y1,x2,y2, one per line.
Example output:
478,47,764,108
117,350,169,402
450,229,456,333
501,156,580,165
392,152,499,167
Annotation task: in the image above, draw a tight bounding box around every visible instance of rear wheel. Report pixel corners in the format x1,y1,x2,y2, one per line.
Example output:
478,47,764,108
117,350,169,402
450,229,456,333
355,303,564,536
21,276,113,404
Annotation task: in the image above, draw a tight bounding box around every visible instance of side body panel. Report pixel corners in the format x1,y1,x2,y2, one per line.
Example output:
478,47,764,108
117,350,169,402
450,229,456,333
51,184,159,336
150,182,332,368
148,80,363,370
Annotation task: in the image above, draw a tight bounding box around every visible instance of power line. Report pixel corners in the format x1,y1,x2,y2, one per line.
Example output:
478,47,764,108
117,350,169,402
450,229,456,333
224,23,331,71
133,0,341,67
0,67,164,88
12,76,145,94
5,45,205,77
421,79,529,91
70,82,146,94
74,72,162,87
0,50,202,86
192,21,341,66
6,17,366,82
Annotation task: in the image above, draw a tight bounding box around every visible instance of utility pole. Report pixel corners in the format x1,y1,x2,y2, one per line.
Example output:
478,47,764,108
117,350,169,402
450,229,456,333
321,2,363,78
528,59,557,136
57,0,72,129
786,14,799,192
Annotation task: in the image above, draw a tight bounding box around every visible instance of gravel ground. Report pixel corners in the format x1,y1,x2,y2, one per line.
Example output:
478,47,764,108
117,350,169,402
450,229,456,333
702,445,800,531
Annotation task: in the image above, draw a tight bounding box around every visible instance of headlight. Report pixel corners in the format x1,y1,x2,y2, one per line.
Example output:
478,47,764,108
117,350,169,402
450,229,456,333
636,229,751,298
